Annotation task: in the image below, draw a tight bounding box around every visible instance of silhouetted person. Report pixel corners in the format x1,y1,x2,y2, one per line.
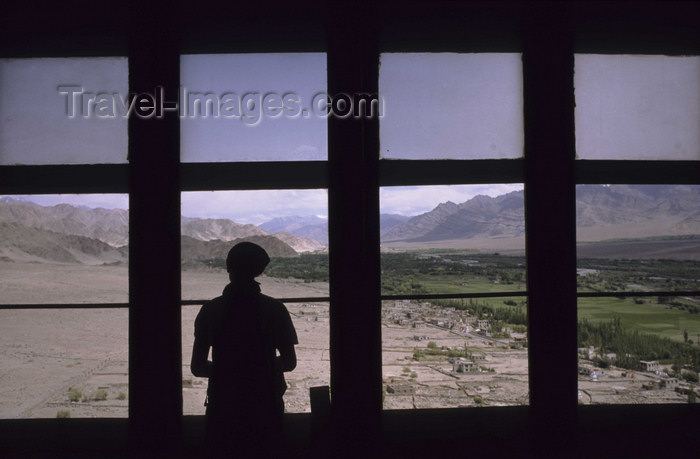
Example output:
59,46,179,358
191,242,298,458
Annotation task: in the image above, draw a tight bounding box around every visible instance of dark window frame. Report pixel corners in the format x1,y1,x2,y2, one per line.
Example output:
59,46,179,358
1,3,700,458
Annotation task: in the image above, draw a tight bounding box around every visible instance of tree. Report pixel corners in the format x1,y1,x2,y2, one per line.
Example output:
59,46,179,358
683,371,699,383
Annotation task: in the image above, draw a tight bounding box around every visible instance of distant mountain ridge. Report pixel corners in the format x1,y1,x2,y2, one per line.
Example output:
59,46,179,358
0,200,325,253
181,217,267,241
0,222,128,265
259,216,329,245
0,199,129,247
181,235,298,271
381,185,700,243
381,191,525,242
3,185,700,264
258,214,411,244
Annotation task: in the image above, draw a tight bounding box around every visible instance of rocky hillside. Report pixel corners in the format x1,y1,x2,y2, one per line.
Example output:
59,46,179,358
381,191,525,242
576,185,700,231
381,185,700,243
272,231,326,253
3,185,699,261
181,217,267,241
0,199,325,253
181,234,298,271
0,198,129,247
0,220,297,267
0,222,128,265
259,215,329,245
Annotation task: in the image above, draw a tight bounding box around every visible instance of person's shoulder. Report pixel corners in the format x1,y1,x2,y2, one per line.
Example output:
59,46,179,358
259,294,291,318
197,295,225,316
259,293,286,309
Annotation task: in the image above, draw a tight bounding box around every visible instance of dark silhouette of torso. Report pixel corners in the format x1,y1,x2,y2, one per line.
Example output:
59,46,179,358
194,280,298,458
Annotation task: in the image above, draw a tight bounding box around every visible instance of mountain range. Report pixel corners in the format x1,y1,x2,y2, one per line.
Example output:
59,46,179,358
381,185,700,243
2,185,700,265
381,185,700,244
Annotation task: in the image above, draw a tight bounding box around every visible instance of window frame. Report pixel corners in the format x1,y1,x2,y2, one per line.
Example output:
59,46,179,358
1,2,700,458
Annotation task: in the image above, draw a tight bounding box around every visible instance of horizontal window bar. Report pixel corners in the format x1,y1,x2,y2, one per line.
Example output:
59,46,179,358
182,297,330,305
0,298,332,310
577,291,700,298
576,160,700,184
181,161,328,191
0,165,128,194
181,38,326,55
379,159,524,186
2,292,528,310
0,303,129,310
381,292,527,301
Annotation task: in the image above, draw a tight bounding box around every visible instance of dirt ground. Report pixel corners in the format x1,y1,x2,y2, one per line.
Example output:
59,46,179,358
0,261,330,418
4,260,682,419
381,307,529,409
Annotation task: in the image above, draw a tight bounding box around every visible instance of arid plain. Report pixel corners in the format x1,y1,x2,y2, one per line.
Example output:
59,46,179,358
0,261,331,418
1,260,534,419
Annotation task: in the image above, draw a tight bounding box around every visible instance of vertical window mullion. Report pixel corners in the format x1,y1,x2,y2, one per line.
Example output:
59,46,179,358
128,16,182,455
522,7,578,455
327,10,382,454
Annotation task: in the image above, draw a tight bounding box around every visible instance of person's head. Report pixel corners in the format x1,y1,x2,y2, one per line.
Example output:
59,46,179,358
226,241,270,282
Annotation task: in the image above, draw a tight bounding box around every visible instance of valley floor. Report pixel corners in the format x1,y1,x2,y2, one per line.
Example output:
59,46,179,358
0,260,696,420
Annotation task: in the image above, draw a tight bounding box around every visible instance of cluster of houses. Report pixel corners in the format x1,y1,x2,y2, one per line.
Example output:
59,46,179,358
577,346,691,393
384,300,489,335
297,303,329,322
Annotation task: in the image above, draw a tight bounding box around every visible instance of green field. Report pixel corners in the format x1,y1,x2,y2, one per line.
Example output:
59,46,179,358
578,296,700,344
380,251,526,296
266,250,700,347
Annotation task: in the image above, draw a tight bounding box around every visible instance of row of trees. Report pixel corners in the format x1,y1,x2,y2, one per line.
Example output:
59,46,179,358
264,254,329,282
380,252,526,286
432,298,527,327
578,317,700,372
577,258,700,292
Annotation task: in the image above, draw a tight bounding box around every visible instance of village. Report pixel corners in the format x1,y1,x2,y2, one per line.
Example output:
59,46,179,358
380,300,529,409
3,270,696,419
577,346,697,404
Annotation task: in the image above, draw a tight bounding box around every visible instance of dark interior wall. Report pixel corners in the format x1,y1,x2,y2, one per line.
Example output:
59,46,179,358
1,1,700,458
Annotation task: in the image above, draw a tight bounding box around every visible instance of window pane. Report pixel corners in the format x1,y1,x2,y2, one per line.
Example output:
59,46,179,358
0,194,129,418
0,58,128,165
180,54,327,162
183,301,330,415
181,190,329,414
379,53,523,159
0,194,129,304
380,185,528,408
0,308,128,419
576,185,700,404
575,54,700,160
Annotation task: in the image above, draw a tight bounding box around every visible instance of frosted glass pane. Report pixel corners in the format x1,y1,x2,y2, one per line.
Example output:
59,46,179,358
0,58,128,165
379,53,523,159
575,54,700,160
180,54,327,162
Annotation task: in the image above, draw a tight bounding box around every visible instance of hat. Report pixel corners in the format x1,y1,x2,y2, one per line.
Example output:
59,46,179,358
226,242,270,278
